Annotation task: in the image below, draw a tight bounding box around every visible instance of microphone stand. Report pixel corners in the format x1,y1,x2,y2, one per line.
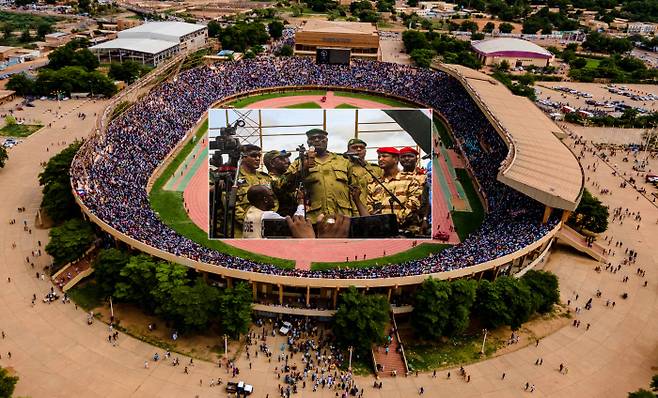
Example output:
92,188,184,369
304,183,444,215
225,154,244,239
344,155,404,213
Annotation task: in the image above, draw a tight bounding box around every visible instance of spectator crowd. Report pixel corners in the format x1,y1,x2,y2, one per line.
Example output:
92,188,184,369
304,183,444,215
71,58,558,279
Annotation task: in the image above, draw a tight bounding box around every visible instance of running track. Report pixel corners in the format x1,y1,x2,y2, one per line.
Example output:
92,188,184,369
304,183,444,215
182,92,460,269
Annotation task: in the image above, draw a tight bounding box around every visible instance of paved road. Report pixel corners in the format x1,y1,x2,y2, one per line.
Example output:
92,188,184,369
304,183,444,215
0,96,656,397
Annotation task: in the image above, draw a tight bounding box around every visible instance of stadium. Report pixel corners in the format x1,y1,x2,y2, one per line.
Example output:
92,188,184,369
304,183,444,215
70,57,588,315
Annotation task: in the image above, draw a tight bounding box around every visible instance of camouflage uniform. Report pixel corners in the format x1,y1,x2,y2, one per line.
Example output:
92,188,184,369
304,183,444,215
367,171,422,228
279,152,355,223
351,161,383,216
233,168,276,238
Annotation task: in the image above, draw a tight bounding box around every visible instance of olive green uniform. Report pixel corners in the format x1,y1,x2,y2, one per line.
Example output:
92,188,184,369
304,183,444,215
279,152,355,223
233,168,276,238
367,171,422,228
351,161,383,217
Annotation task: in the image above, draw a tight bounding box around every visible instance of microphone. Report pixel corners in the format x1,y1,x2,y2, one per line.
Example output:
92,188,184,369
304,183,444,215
341,152,365,166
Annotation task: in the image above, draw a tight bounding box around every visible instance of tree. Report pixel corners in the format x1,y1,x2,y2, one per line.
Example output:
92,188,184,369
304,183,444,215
0,366,19,398
497,59,510,71
218,282,253,338
474,279,510,329
207,20,221,38
407,0,419,6
482,21,495,33
0,146,6,169
92,248,131,298
445,279,477,336
150,262,190,316
78,0,91,13
627,390,655,398
402,30,430,53
333,286,389,353
2,23,14,40
521,270,559,314
108,61,145,84
276,44,294,56
411,278,452,339
20,28,31,43
496,277,534,329
567,188,609,233
268,20,284,39
39,141,82,224
570,57,588,69
37,22,53,39
6,73,35,96
114,254,159,311
162,279,222,332
498,22,514,33
45,218,95,270
410,48,436,68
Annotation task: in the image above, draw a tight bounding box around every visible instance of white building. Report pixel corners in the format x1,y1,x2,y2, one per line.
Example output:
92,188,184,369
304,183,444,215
627,22,656,35
89,21,207,66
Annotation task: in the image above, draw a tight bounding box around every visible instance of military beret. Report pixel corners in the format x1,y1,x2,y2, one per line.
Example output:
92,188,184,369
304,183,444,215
263,150,291,165
348,138,367,147
305,128,328,137
377,147,400,155
400,146,419,156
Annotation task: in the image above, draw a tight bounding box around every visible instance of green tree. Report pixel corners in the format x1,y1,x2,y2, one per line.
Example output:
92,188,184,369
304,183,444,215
114,254,159,311
108,61,144,84
276,44,294,56
2,23,14,40
445,279,477,336
78,0,91,13
570,57,588,69
482,21,495,32
45,218,95,269
37,22,53,39
218,282,253,338
496,277,534,329
407,0,419,6
0,146,6,169
498,22,514,33
521,270,559,314
6,73,35,96
150,262,190,316
268,20,284,39
474,279,510,329
402,30,430,53
207,20,221,37
19,28,31,43
410,48,436,68
0,366,19,398
333,286,389,353
411,278,451,339
627,390,655,398
39,141,82,223
162,279,222,332
567,188,609,233
92,248,131,298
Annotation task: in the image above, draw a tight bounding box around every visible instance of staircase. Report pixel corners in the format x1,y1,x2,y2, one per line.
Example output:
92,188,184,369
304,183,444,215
557,224,607,262
372,317,408,377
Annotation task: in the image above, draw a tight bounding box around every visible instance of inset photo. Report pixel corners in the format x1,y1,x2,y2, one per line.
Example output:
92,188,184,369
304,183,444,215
208,108,434,240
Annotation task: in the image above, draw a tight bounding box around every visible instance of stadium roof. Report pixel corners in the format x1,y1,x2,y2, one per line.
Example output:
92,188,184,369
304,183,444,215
299,20,378,35
471,38,553,59
90,38,178,54
118,21,206,38
438,64,584,211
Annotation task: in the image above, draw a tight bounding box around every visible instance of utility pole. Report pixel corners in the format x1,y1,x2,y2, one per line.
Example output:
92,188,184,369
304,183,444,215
348,346,354,371
480,328,488,356
224,334,228,361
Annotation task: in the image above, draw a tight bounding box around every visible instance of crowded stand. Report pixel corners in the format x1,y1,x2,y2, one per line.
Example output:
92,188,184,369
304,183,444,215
71,58,558,279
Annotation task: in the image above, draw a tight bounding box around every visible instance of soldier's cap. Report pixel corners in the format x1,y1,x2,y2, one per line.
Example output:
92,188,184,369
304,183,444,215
263,150,291,165
347,138,367,147
241,144,261,153
400,146,419,156
305,128,329,137
376,147,400,155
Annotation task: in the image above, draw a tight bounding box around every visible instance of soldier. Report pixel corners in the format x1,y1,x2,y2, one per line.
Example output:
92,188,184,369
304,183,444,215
353,147,422,230
346,138,382,216
232,144,275,238
263,150,296,217
279,128,355,223
400,146,429,235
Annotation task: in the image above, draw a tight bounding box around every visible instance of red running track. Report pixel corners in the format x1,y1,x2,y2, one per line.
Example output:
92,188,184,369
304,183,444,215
182,93,458,269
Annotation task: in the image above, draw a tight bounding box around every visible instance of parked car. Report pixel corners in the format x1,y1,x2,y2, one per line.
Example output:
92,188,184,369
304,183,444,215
279,321,292,335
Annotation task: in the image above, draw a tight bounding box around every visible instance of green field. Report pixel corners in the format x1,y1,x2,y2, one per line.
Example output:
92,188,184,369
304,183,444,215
228,90,327,108
451,169,485,241
148,120,295,269
0,123,42,137
311,243,449,271
285,101,322,109
584,58,601,69
333,91,416,108
336,103,358,109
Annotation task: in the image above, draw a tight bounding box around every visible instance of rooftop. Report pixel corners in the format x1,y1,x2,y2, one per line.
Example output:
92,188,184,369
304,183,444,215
298,20,378,35
90,38,178,54
439,64,584,211
119,21,206,37
472,38,553,58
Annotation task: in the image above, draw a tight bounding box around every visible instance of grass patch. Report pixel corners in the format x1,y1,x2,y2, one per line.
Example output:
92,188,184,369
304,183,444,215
434,116,453,148
406,333,504,372
148,120,295,269
336,103,358,109
228,90,327,108
311,243,449,271
333,91,415,108
67,281,105,311
284,101,322,109
450,168,485,241
0,123,42,137
584,58,600,69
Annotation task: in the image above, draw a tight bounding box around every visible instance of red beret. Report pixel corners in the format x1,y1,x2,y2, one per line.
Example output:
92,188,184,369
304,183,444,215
377,147,400,155
400,146,419,155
